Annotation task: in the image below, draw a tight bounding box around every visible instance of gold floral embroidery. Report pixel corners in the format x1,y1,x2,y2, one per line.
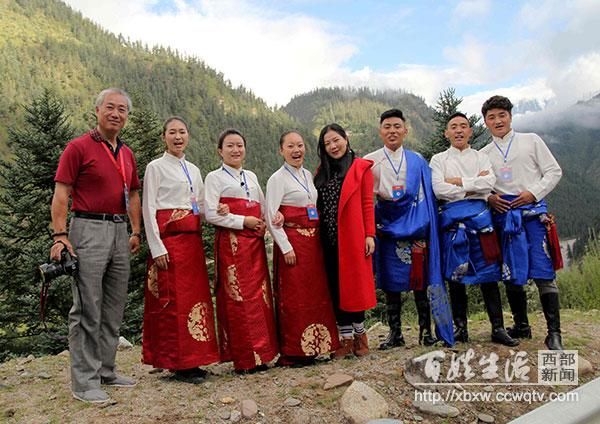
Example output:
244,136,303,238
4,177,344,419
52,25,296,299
254,351,262,366
262,279,271,308
147,263,159,299
297,228,317,237
167,209,190,223
229,232,239,255
225,265,243,301
187,302,211,342
300,323,332,355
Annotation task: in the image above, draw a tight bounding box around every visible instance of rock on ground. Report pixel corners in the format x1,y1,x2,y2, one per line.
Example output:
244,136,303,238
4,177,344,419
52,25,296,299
412,399,460,418
578,357,593,376
323,373,354,390
117,336,133,350
283,397,301,407
477,412,495,423
241,399,258,418
340,381,389,424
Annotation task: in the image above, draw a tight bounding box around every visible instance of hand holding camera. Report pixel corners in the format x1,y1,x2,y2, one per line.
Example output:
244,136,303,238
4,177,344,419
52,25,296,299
41,239,79,283
50,236,75,262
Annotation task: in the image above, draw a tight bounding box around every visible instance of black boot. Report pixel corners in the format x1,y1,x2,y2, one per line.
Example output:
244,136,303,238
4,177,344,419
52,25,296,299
481,283,519,347
379,303,405,350
540,292,563,350
414,290,437,346
448,281,469,343
505,285,532,339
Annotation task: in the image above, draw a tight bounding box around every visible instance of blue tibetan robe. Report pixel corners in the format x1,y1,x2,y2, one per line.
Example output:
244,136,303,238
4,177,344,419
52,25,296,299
374,149,454,346
492,195,555,285
440,199,501,285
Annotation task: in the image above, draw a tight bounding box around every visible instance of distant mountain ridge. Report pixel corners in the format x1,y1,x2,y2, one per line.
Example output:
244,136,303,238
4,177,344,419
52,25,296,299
284,87,434,156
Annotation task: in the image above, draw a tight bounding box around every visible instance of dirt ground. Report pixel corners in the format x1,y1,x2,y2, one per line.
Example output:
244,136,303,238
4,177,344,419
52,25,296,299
1,309,599,424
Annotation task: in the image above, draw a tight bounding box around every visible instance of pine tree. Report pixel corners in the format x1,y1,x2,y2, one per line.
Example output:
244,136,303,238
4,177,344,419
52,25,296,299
118,103,163,342
424,88,487,160
0,90,75,359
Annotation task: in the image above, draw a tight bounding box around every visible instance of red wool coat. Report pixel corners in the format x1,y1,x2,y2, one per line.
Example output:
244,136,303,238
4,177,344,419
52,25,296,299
337,158,377,312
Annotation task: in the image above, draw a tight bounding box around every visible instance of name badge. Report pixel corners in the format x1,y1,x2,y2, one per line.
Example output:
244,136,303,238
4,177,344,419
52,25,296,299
307,204,319,220
191,195,200,215
123,184,130,212
392,185,405,200
499,166,513,183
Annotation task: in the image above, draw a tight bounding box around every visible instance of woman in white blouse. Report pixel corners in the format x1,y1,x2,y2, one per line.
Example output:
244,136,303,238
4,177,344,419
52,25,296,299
142,116,220,384
204,129,278,373
265,131,339,367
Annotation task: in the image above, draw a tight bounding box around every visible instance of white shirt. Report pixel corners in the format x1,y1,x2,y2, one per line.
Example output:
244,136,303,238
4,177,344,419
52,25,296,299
142,152,204,259
429,146,496,202
265,164,317,254
364,146,407,200
480,130,562,200
203,163,265,229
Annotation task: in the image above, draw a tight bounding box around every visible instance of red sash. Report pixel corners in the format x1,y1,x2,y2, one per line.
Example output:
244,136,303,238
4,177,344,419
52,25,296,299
273,206,339,357
479,230,502,264
214,197,278,370
545,214,563,270
409,240,427,291
142,209,219,370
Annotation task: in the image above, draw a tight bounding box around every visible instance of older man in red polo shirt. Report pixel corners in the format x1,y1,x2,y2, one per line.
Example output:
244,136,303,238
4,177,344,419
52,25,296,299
50,88,142,403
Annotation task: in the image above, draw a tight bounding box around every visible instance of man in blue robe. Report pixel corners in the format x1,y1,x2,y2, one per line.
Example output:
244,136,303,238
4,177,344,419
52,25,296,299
430,112,518,346
480,96,564,350
365,109,454,348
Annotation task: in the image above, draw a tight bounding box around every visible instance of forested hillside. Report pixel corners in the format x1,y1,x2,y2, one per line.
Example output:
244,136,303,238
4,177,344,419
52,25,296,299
521,95,600,238
0,0,302,179
1,0,598,238
284,87,434,156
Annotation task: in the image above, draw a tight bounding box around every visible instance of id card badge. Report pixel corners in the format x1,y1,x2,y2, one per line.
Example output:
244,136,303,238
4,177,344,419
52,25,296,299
191,195,200,215
307,204,319,220
392,185,405,201
499,166,513,183
123,184,130,212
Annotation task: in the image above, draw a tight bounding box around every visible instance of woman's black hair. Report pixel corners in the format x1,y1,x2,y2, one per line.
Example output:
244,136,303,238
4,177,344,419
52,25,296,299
279,130,303,147
314,123,355,189
218,128,247,149
162,116,189,136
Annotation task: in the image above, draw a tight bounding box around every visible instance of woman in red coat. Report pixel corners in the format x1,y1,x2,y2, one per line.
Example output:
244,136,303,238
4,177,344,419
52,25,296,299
314,123,377,359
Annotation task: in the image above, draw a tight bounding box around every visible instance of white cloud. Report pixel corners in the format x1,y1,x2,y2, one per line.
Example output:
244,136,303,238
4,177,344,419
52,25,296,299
65,0,356,106
63,0,600,112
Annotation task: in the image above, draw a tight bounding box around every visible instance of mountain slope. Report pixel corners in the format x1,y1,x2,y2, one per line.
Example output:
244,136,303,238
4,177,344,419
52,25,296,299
0,0,298,178
284,87,434,156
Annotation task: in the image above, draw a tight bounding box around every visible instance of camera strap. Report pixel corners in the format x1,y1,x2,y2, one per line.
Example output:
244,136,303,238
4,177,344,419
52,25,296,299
40,240,67,323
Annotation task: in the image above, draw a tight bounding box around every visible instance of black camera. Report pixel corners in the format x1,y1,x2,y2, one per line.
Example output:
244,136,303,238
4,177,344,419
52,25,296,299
39,248,78,283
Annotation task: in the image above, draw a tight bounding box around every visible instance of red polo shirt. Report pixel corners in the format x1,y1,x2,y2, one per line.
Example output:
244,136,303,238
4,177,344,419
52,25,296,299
55,130,141,214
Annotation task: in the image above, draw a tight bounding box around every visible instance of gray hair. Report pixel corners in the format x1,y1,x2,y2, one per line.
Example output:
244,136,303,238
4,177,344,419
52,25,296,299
95,88,132,111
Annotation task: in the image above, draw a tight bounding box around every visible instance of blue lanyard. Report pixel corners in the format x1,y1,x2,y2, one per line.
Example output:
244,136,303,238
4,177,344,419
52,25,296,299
383,148,404,180
283,164,312,200
222,165,250,198
492,133,515,163
179,160,194,194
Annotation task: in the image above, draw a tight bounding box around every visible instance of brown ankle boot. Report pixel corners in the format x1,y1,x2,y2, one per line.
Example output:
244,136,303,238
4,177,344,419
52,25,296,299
331,337,354,359
353,333,369,357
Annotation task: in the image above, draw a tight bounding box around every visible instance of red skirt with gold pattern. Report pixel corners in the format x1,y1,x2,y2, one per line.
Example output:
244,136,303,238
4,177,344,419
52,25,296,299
142,209,219,370
273,206,339,357
214,197,278,370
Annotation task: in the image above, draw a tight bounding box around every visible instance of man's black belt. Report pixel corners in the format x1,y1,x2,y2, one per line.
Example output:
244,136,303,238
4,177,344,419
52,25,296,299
74,211,128,223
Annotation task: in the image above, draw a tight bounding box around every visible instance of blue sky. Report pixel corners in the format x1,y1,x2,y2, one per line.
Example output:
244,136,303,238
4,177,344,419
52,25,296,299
65,0,600,117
